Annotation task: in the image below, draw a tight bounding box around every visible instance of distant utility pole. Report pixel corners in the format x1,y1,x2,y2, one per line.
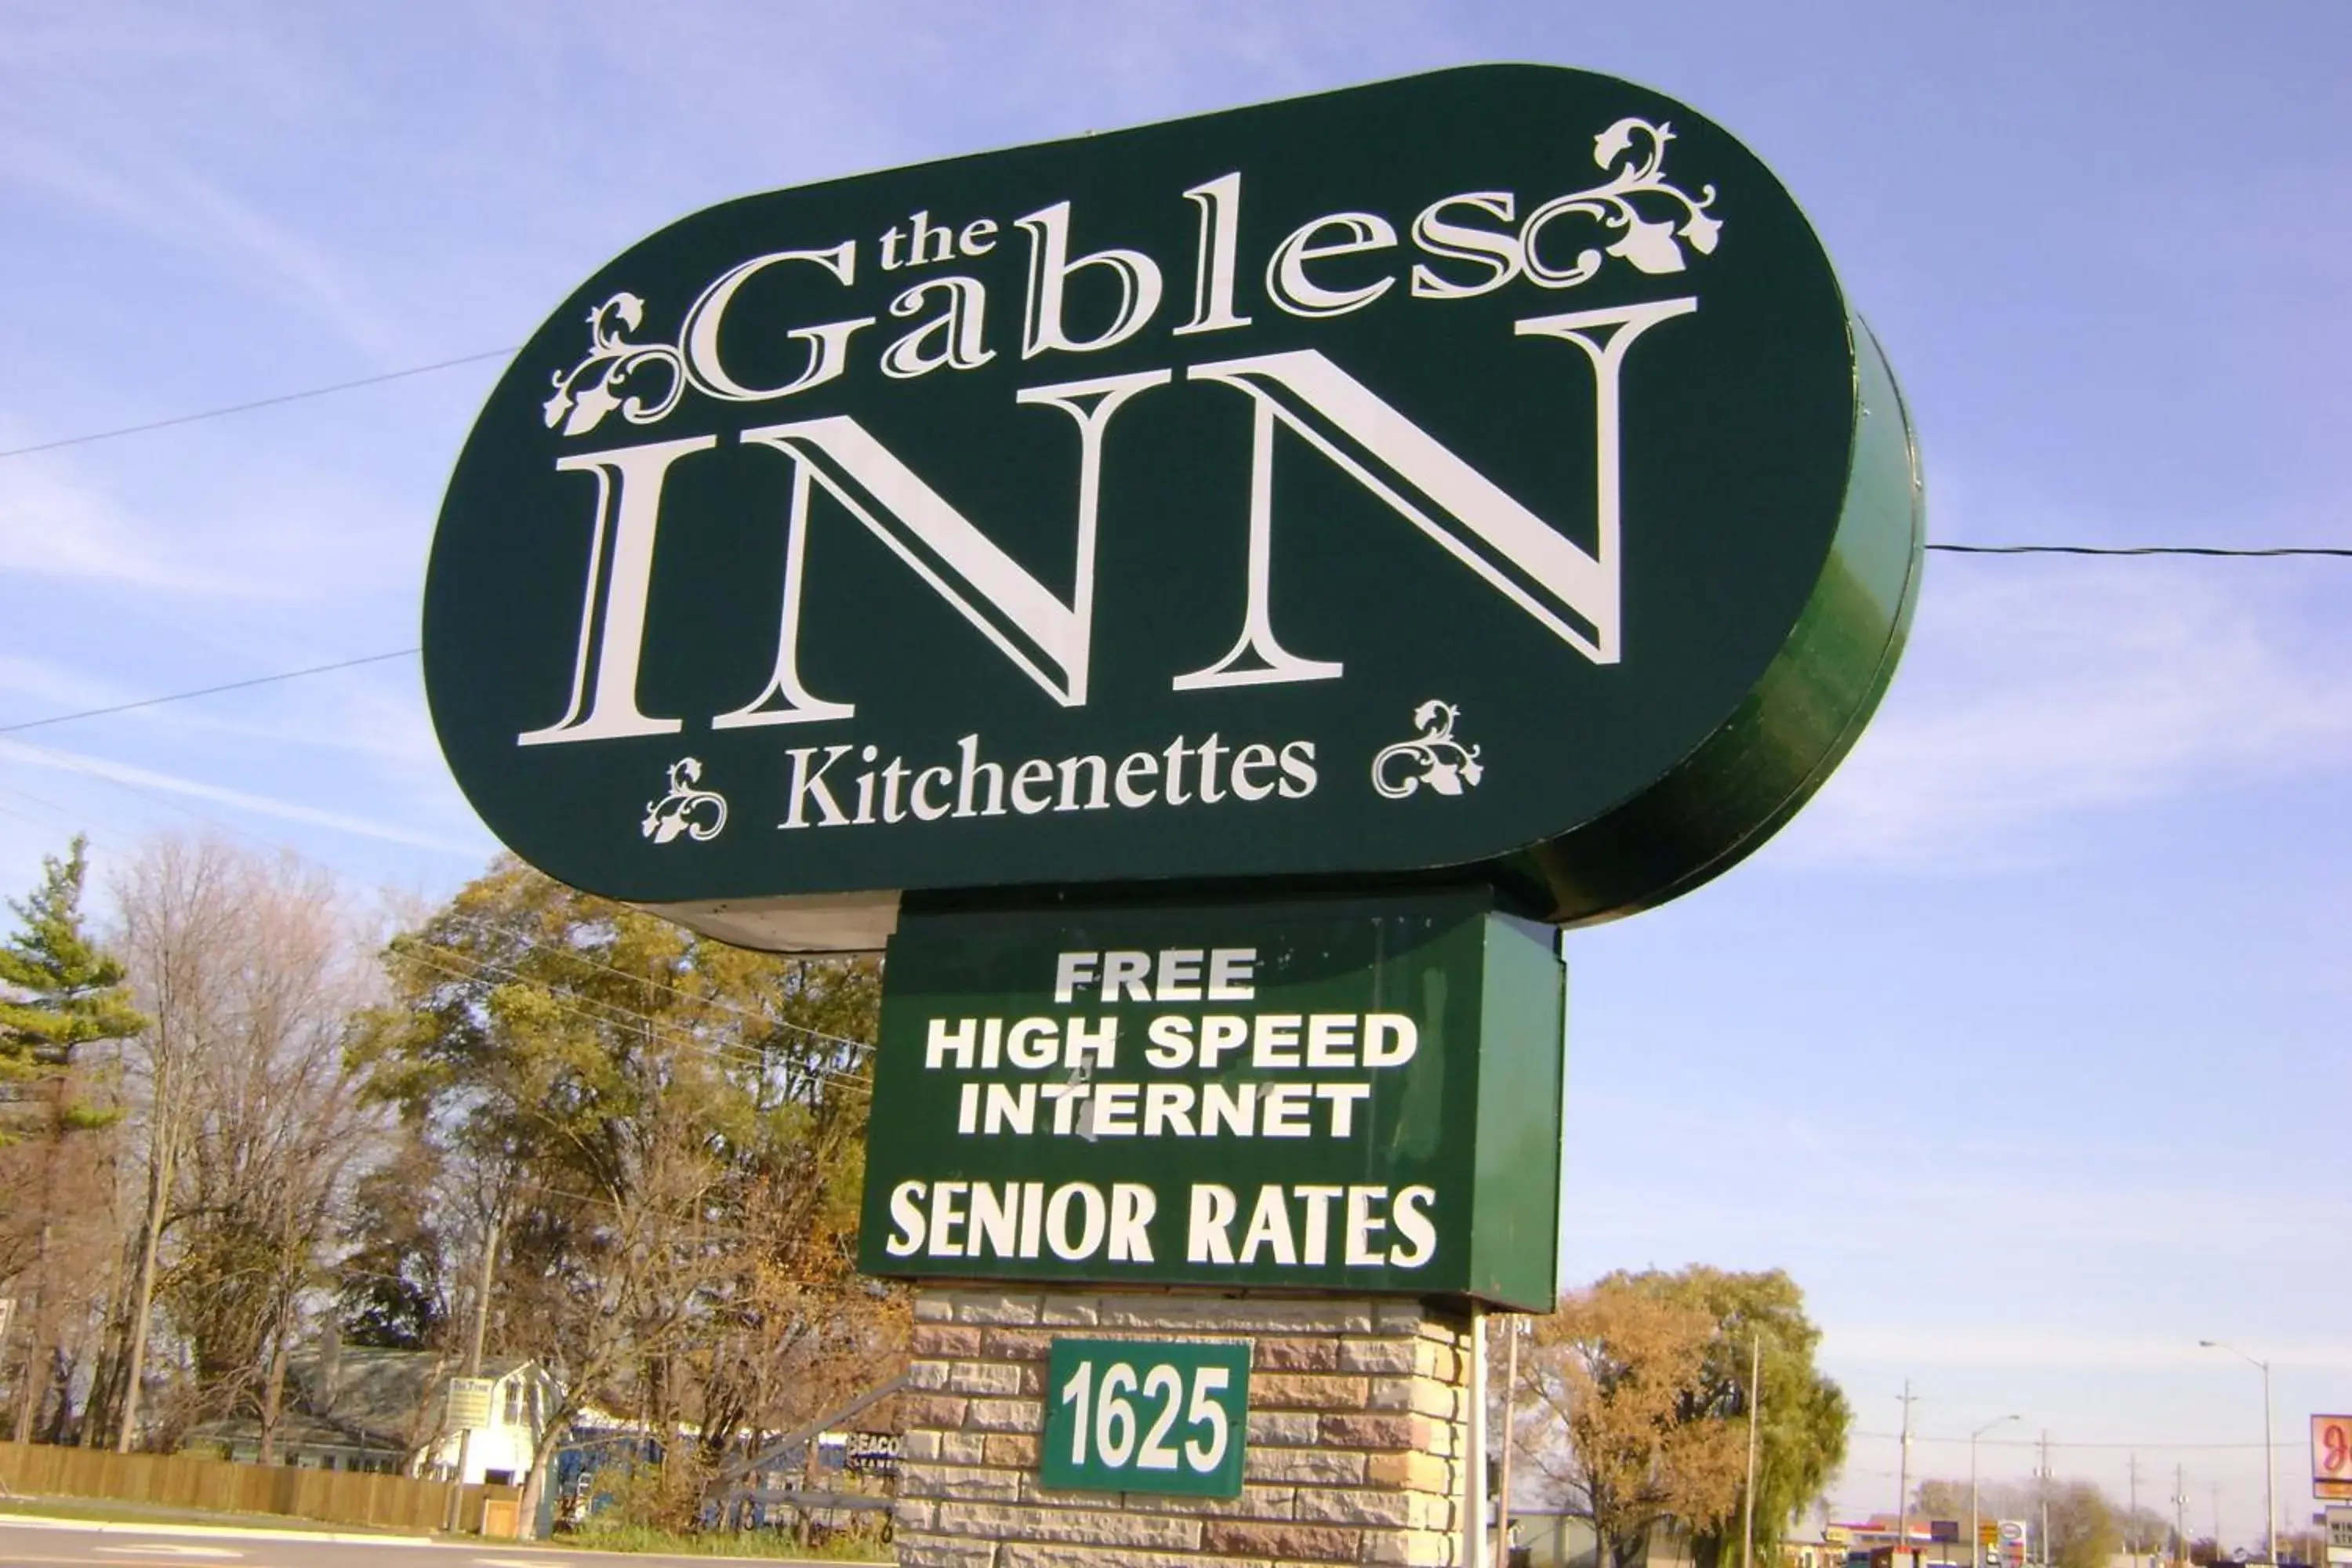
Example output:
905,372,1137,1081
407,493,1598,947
1897,1382,1919,1567
2171,1465,2186,1568
2038,1432,2053,1568
443,1205,504,1533
2131,1454,2142,1568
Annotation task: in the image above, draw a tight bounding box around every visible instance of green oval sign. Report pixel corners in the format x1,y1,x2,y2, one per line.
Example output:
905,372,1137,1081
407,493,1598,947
423,64,1922,951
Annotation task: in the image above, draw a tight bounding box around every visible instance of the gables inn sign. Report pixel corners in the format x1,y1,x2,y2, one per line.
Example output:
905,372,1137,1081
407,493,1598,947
423,65,1923,950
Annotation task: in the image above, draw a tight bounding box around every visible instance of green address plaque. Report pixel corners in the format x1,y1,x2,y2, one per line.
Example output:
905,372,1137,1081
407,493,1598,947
1040,1338,1251,1497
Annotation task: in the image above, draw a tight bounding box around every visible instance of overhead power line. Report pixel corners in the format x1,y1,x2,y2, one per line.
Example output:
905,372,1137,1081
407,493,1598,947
0,339,2340,566
0,543,2344,737
394,936,875,1098
441,911,878,1058
1927,543,2352,558
1853,1429,2296,1452
0,348,518,459
0,648,422,735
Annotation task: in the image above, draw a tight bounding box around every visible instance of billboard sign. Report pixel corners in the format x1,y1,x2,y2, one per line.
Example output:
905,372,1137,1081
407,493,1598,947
2318,1415,2352,1500
422,64,1922,952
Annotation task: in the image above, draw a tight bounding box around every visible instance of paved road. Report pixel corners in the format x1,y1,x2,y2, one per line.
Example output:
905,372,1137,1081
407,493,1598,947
0,1519,844,1568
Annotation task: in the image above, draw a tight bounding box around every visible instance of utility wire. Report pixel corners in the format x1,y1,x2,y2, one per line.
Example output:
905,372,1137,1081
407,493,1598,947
1927,543,2352,558
394,937,873,1098
441,912,877,1058
0,348,517,459
2,717,881,1080
0,648,421,735
399,935,866,1086
394,943,873,1107
0,724,332,861
9,725,881,1067
1855,1430,2294,1452
9,535,2352,736
502,1173,884,1266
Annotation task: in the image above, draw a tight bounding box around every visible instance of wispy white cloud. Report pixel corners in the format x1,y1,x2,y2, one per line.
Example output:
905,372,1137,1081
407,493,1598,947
0,455,265,595
1776,561,2352,871
0,652,125,714
0,412,446,611
0,128,396,353
0,735,485,857
0,655,444,780
0,9,406,358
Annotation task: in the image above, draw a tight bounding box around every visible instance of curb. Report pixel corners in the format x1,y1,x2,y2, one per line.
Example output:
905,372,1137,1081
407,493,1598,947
0,1512,437,1546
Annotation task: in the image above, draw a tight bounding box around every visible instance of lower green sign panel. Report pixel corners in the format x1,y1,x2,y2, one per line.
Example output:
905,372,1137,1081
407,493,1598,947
1040,1338,1251,1497
856,891,1567,1308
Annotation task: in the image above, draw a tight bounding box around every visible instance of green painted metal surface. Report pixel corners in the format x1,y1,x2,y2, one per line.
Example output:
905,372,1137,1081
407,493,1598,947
1039,1338,1251,1497
857,893,1563,1308
421,63,1923,952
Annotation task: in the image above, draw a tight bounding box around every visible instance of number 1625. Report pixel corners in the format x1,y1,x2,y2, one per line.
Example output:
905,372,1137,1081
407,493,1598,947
1040,1338,1252,1498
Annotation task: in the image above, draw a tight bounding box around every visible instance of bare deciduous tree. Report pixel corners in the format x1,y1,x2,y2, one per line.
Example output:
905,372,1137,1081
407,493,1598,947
96,837,383,1451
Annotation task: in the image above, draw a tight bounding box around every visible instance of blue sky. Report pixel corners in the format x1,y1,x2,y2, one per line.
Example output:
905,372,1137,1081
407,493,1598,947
2,0,2346,1536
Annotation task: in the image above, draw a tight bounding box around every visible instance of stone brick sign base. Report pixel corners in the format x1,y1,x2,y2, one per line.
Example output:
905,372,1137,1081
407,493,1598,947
895,1288,1476,1567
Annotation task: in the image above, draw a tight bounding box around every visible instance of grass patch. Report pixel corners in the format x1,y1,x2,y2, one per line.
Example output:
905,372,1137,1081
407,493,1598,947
557,1519,890,1559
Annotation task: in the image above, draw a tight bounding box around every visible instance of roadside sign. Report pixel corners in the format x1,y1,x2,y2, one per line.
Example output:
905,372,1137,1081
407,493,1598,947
2317,1415,2352,1499
421,64,1922,955
1040,1338,1250,1497
446,1375,497,1430
858,895,1565,1306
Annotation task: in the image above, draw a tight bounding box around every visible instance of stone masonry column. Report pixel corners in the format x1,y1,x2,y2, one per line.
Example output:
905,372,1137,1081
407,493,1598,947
894,1287,1475,1568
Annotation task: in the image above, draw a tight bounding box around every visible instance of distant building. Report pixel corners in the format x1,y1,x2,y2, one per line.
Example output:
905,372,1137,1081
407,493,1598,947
1506,1514,1697,1568
1784,1523,1853,1568
1831,1517,1976,1568
182,1344,558,1485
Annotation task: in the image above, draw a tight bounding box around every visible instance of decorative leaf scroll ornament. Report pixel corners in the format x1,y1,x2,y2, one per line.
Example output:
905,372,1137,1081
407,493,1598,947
641,757,728,844
542,293,686,437
1519,117,1722,288
1372,701,1486,800
532,113,1717,441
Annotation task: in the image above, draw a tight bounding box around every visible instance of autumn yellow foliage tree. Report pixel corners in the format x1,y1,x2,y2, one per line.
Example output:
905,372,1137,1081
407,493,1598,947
1513,1268,1848,1568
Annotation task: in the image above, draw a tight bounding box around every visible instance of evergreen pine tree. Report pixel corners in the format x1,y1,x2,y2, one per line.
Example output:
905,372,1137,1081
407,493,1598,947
0,836,147,1142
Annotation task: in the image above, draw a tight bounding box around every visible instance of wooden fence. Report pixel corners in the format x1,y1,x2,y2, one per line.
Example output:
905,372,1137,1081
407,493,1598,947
0,1442,523,1535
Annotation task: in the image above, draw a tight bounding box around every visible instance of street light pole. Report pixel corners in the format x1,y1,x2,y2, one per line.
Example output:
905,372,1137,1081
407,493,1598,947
2200,1341,2277,1567
1973,1414,2022,1568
